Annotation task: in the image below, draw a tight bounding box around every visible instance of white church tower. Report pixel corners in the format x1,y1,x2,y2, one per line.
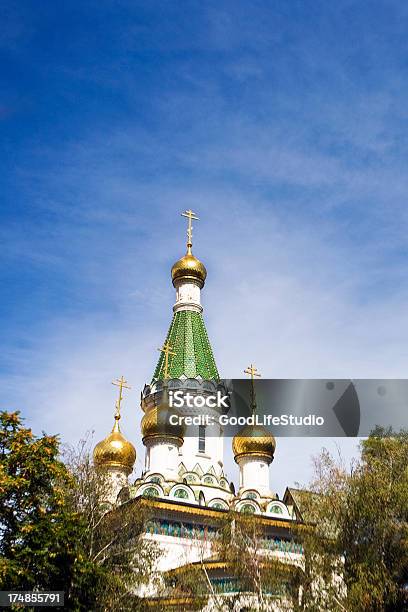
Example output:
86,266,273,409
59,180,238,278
92,211,304,608
232,365,276,498
141,375,185,481
142,210,230,488
136,210,232,505
93,376,136,505
93,210,293,520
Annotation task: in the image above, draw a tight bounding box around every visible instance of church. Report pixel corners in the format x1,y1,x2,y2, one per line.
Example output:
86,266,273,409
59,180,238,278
92,211,306,609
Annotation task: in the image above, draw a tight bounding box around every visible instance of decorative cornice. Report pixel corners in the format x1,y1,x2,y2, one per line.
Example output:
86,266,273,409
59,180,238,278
126,496,301,528
144,595,207,608
166,556,303,576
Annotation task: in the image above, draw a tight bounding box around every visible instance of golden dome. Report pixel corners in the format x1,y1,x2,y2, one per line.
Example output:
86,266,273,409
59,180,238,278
93,416,136,475
141,387,185,445
232,425,276,463
171,248,207,288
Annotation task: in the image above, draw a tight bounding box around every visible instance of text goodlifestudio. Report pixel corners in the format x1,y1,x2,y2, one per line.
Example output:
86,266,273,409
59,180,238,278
168,413,325,427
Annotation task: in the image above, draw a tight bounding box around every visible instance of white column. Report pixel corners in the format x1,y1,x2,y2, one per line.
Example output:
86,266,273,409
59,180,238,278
173,279,202,313
145,438,181,480
238,455,271,496
102,467,129,505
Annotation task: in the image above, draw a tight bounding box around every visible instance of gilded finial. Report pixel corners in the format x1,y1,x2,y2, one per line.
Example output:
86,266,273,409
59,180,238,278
244,364,261,414
181,209,199,254
158,342,176,380
112,376,131,429
233,364,275,463
93,375,136,473
171,209,206,288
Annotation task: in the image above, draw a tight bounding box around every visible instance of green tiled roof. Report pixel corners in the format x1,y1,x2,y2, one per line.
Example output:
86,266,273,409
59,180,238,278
153,310,219,381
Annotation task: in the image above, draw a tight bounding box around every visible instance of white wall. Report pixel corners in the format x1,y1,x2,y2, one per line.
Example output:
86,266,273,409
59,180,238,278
145,438,181,480
238,455,271,495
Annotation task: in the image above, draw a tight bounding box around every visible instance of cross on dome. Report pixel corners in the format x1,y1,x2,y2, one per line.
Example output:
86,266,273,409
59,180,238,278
181,209,199,252
244,363,261,414
112,375,131,421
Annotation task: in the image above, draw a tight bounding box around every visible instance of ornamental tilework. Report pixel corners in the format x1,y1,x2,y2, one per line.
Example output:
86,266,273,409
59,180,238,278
153,311,219,381
146,520,218,540
145,521,303,553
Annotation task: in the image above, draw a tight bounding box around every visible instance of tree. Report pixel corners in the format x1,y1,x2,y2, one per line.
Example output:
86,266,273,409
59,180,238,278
291,451,349,611
0,412,160,611
165,512,301,612
0,411,94,607
342,428,408,611
216,513,300,610
295,428,408,611
63,436,160,610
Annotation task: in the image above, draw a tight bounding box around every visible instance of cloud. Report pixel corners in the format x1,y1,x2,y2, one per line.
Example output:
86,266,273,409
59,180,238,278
3,1,408,494
2,179,406,493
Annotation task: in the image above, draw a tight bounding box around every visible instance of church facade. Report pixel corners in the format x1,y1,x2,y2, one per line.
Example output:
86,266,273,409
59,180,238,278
93,211,306,609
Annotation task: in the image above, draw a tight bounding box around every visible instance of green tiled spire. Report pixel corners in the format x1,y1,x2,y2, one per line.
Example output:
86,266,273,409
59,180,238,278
153,310,219,381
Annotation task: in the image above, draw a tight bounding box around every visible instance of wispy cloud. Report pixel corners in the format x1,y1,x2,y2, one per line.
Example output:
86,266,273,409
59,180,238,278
2,1,408,493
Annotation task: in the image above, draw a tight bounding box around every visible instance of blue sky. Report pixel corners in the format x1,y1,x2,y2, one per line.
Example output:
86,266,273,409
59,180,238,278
2,1,408,493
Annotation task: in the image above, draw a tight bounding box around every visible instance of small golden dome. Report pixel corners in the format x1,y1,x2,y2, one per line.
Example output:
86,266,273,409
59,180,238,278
232,425,276,463
171,248,207,288
141,387,185,445
93,417,136,475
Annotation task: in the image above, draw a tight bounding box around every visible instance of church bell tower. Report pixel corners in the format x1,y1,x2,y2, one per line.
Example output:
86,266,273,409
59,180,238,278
140,210,228,479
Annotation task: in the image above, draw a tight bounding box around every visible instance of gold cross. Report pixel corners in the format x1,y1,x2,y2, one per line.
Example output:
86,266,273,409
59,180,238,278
244,364,261,414
181,209,199,249
158,342,176,379
112,375,131,417
244,364,261,382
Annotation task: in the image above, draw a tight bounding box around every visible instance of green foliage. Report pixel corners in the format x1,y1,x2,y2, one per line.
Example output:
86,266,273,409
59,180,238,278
0,411,85,597
64,438,159,611
216,513,301,610
295,428,408,611
164,564,210,609
342,428,408,611
0,411,159,611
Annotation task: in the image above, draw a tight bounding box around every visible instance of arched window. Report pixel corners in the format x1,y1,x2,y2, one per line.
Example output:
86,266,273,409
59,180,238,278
269,504,284,514
174,488,188,499
210,500,228,510
204,476,214,485
241,504,255,514
244,491,258,500
143,487,159,498
149,476,161,484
